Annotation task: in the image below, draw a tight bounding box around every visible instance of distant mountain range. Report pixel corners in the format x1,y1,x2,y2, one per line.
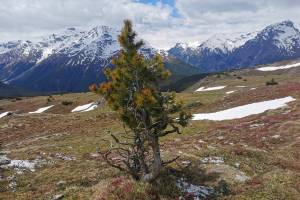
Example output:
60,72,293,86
169,20,300,72
0,26,198,93
0,20,300,93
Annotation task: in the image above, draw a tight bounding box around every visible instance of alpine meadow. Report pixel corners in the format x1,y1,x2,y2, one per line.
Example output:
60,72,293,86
1,1,300,200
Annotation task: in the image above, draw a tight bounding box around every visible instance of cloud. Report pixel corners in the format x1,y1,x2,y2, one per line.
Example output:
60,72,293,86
0,0,173,42
0,0,299,49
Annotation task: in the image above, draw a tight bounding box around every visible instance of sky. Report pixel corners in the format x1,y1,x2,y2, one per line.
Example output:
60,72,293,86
0,0,300,49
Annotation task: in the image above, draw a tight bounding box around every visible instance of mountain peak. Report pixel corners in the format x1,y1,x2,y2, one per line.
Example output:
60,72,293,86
200,32,258,53
276,20,294,27
174,43,189,49
258,20,300,51
262,20,298,34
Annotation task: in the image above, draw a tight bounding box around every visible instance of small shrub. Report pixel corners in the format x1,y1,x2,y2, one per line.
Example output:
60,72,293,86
15,97,22,101
266,78,278,86
61,101,73,106
47,95,55,103
185,101,203,108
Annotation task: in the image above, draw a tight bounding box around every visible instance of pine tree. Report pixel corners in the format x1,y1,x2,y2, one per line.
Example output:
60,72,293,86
91,20,191,182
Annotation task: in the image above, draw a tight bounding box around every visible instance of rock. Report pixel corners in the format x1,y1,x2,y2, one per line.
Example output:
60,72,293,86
217,136,225,140
56,181,66,187
52,194,64,200
234,173,250,182
201,157,224,165
174,138,181,142
176,178,214,199
198,139,206,143
0,155,11,165
271,135,280,139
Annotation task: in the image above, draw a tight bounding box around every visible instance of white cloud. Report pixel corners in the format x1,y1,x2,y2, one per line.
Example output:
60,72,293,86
0,0,173,44
0,0,300,49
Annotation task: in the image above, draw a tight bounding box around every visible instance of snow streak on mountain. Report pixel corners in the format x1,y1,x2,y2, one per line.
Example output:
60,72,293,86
1,20,300,92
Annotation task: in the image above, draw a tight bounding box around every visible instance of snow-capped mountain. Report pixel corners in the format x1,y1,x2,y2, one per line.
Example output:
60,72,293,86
0,26,157,92
169,20,300,72
200,32,258,53
2,20,300,93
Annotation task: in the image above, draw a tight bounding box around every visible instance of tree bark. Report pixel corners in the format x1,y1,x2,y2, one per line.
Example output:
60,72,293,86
141,136,162,182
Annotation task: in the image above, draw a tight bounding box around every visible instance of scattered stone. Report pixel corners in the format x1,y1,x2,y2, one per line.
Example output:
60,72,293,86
177,178,214,199
56,180,67,188
204,164,250,184
198,139,206,143
52,194,64,200
234,162,240,168
250,123,265,129
217,136,225,140
174,138,181,142
55,153,75,161
193,145,201,151
181,161,191,165
7,175,17,191
1,155,49,173
6,160,36,172
234,173,250,182
271,135,280,139
0,155,11,165
201,157,224,165
90,153,100,158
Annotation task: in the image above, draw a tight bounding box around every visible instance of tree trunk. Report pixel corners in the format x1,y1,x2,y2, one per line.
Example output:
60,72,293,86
141,136,162,182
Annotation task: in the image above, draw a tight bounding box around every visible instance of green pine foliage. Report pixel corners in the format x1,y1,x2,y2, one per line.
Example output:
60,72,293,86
91,20,191,182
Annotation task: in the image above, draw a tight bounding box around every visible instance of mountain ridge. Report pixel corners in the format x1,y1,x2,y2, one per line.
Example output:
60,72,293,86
1,20,300,93
168,20,300,72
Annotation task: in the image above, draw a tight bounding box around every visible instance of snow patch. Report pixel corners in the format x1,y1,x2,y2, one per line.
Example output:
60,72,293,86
0,111,12,119
257,62,300,71
226,90,236,94
196,86,226,92
71,102,98,112
193,96,295,121
29,105,54,114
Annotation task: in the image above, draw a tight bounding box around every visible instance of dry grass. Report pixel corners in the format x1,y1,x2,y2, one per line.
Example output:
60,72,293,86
0,68,300,199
